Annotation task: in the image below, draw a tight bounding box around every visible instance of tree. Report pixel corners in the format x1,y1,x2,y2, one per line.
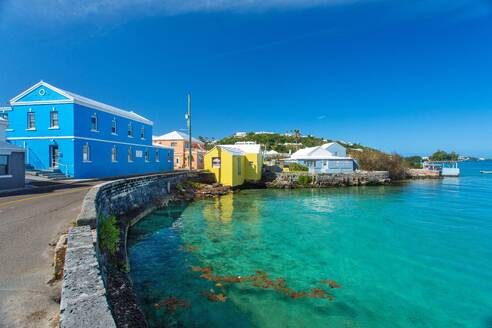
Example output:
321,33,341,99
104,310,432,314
429,150,459,161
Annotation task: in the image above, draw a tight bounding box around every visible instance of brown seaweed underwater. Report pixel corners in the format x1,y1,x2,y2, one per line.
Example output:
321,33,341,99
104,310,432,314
154,256,342,314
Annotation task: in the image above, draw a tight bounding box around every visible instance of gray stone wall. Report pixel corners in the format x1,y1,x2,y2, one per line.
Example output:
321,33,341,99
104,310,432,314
60,225,116,328
77,172,190,228
267,171,390,188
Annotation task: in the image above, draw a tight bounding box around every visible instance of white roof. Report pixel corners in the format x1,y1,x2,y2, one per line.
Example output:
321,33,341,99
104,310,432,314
217,143,261,155
290,145,351,160
320,142,345,150
320,142,335,149
264,149,279,155
10,81,153,125
153,130,204,144
219,145,246,156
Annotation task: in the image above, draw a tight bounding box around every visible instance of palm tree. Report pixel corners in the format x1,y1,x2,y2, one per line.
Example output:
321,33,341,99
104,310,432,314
293,129,301,149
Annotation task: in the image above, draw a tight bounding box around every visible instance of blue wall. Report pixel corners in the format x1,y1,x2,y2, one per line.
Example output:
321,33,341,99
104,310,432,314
73,139,173,178
5,103,74,137
9,138,75,176
74,104,152,145
6,82,173,179
16,84,70,102
298,159,355,174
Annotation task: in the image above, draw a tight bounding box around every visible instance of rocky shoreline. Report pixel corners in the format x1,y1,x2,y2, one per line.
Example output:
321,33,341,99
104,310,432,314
265,171,391,189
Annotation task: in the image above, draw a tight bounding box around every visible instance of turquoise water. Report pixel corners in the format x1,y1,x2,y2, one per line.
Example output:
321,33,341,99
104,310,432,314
128,161,492,328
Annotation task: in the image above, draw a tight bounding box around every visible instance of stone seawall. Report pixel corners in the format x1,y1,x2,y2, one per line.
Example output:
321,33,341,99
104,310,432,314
267,171,390,188
60,225,116,328
62,172,193,328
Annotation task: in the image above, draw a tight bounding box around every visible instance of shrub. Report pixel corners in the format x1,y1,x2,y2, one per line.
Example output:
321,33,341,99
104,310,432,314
288,163,309,172
98,216,120,255
298,175,313,185
350,149,408,180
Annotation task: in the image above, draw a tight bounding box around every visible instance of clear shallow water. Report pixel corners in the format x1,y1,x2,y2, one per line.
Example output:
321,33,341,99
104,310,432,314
128,161,492,328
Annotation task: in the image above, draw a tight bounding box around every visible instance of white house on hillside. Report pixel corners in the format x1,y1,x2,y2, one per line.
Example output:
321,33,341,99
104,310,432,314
289,142,357,173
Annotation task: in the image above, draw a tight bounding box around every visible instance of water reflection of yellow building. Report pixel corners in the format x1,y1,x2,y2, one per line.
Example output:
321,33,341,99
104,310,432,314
202,193,262,224
203,193,235,223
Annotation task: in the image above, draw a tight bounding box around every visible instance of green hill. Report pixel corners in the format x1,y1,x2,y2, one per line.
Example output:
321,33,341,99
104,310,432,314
210,132,373,153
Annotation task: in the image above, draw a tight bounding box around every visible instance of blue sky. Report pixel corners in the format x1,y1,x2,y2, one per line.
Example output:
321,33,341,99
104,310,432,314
0,0,491,156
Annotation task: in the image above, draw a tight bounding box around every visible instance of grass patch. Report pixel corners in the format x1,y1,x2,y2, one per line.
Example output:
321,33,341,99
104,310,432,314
288,163,308,172
297,175,313,185
98,215,120,255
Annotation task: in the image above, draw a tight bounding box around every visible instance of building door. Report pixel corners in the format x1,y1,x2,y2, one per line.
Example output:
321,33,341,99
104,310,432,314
50,145,59,168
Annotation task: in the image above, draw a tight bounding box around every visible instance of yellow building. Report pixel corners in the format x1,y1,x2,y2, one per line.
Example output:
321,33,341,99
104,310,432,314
204,142,262,187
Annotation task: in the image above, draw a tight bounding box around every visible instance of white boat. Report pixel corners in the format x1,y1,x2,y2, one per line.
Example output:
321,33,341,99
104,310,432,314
480,171,492,174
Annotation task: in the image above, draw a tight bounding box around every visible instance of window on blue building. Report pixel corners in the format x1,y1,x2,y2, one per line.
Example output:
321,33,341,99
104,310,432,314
112,146,117,162
128,123,133,137
156,150,160,162
111,119,117,135
145,149,149,162
83,143,90,162
50,111,59,128
140,126,145,139
27,112,35,129
128,147,133,162
168,153,171,163
91,114,98,131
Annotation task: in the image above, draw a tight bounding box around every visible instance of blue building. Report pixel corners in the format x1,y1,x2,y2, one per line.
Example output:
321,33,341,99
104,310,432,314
1,81,173,178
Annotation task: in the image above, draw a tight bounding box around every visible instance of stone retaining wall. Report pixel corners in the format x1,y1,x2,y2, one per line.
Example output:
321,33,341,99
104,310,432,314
267,171,390,188
60,226,116,328
62,172,193,328
77,172,190,228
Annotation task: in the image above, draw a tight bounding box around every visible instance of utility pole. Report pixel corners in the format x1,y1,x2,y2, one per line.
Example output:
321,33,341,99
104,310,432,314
186,94,192,171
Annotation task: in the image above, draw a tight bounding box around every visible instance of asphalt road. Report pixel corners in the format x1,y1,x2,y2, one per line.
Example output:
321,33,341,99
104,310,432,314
0,181,102,328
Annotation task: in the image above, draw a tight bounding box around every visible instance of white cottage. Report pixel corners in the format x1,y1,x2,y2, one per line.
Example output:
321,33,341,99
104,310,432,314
289,142,356,173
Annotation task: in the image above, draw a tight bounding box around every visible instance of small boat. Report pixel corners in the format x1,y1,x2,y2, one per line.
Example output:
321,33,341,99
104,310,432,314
480,171,492,174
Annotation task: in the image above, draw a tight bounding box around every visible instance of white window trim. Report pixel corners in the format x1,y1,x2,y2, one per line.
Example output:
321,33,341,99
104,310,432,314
91,114,98,132
128,147,133,163
127,123,133,138
111,146,118,163
27,111,36,130
111,118,118,135
83,143,91,163
0,175,13,179
50,110,59,129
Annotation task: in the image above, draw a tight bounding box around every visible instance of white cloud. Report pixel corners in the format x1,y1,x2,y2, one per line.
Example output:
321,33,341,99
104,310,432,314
1,0,489,24
2,0,363,21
